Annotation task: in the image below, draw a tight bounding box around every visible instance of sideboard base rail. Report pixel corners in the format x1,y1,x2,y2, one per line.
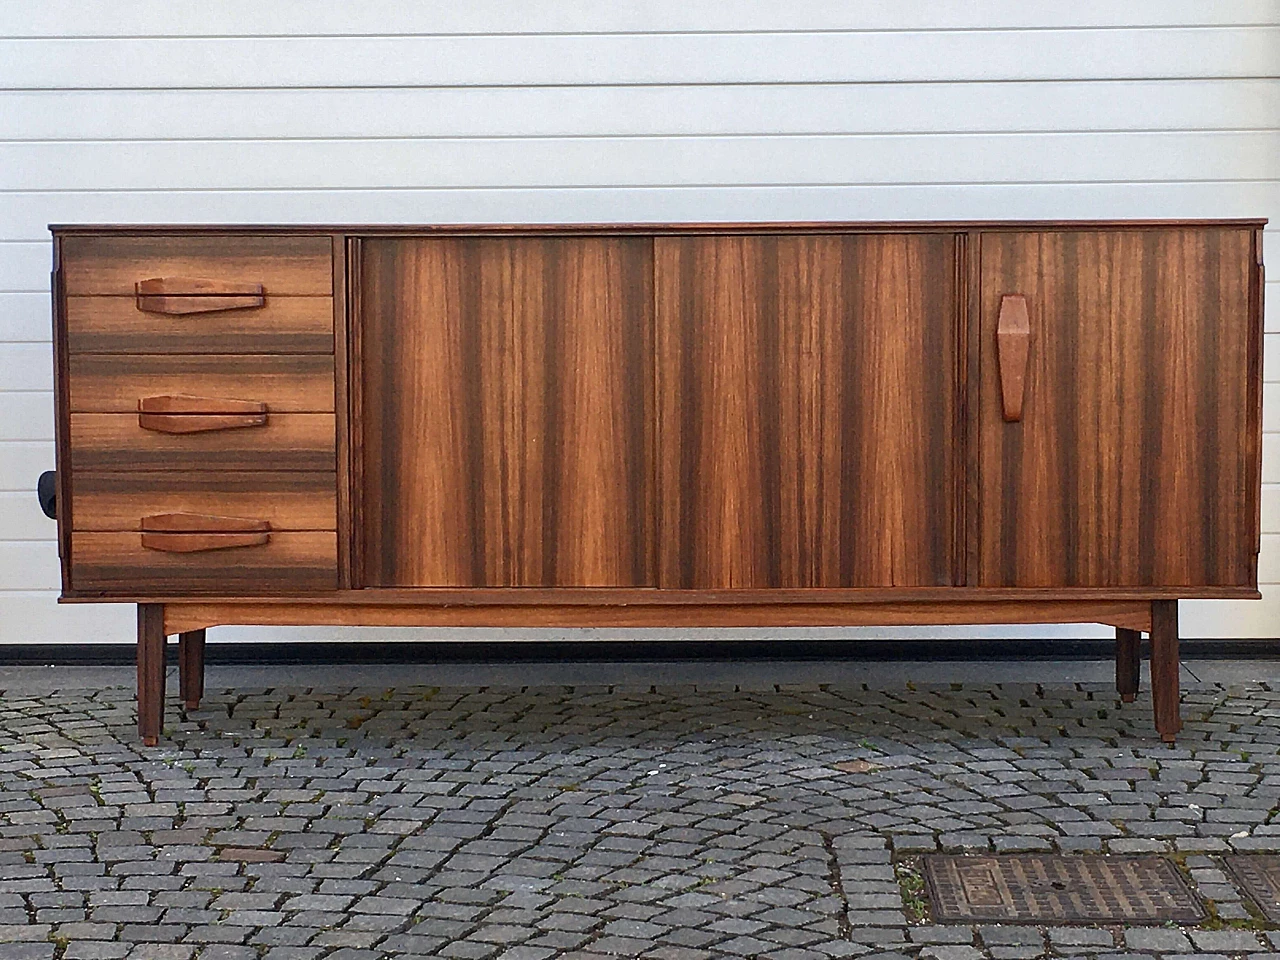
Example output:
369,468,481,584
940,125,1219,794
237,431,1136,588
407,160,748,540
137,599,1183,746
162,599,1152,634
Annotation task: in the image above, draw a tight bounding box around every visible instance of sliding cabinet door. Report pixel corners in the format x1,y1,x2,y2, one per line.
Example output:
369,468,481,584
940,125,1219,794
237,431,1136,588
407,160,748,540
655,233,958,588
360,236,654,586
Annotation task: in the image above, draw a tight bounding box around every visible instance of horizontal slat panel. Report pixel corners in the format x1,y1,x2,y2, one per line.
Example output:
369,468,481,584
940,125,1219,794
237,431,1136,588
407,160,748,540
0,492,54,541
66,295,334,354
1261,535,1280,582
68,354,335,412
0,542,60,591
0,343,53,391
1265,485,1280,533
0,243,51,294
69,413,335,471
61,234,332,295
0,442,54,492
4,30,1278,89
0,593,132,646
5,81,1280,140
71,530,337,593
1267,332,1279,383
4,1,1276,36
5,184,1276,245
1266,435,1280,482
10,134,1279,191
0,392,53,441
71,471,337,531
1183,582,1280,638
1269,282,1279,333
0,293,52,341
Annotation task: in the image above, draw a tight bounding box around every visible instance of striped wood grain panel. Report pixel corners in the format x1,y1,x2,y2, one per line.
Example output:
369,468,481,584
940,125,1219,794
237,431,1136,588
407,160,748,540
67,354,335,412
69,413,335,471
71,530,337,593
360,236,654,586
655,233,957,588
978,228,1257,586
60,234,333,295
65,295,334,354
70,471,336,531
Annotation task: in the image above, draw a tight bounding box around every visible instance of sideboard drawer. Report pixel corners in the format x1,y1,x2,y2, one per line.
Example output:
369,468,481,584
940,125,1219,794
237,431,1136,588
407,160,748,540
66,294,335,355
68,354,335,412
61,234,333,296
71,530,338,593
70,413,336,471
71,471,337,531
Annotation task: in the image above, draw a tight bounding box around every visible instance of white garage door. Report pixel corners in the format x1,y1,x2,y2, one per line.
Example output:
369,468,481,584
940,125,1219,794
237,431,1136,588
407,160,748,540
0,1,1277,643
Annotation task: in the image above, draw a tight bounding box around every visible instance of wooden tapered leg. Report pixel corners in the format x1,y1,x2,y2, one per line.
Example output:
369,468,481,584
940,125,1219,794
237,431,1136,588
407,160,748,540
1115,627,1141,703
178,629,206,710
1150,600,1181,744
137,604,166,747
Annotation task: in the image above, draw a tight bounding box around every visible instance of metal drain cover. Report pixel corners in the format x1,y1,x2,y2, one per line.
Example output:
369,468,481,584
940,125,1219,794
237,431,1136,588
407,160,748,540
1224,856,1280,922
922,855,1205,924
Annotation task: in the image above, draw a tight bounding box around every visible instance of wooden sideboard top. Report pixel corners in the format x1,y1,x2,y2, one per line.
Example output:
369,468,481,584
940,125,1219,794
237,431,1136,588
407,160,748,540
49,218,1268,236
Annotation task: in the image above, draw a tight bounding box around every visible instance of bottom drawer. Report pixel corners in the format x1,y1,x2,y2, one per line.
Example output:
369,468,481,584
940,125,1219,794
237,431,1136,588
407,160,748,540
71,531,337,593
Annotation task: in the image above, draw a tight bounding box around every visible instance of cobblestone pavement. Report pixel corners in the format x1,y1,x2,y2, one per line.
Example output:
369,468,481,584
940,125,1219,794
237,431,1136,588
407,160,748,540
5,669,1280,960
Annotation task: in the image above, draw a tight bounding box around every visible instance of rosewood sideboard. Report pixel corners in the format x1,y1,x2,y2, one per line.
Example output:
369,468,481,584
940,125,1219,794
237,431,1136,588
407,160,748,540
46,221,1266,745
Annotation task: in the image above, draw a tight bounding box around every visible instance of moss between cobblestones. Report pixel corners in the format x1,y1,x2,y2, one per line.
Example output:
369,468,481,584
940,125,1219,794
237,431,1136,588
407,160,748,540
895,857,929,923
1168,850,1277,932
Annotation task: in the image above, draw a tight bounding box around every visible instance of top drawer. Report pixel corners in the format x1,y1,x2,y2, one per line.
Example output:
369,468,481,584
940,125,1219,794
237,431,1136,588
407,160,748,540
61,234,333,296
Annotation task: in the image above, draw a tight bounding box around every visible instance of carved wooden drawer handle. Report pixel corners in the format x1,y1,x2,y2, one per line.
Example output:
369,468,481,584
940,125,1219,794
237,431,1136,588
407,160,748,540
136,277,265,315
137,394,268,434
141,513,271,553
996,294,1031,422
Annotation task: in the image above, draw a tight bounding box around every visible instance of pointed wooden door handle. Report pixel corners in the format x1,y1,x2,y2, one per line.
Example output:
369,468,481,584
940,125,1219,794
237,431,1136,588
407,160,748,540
136,277,265,315
137,394,268,434
997,294,1031,422
141,513,271,553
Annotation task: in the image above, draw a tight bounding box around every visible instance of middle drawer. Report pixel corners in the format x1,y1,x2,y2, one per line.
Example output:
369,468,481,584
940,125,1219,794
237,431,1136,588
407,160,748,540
71,471,337,530
68,354,335,412
70,413,334,471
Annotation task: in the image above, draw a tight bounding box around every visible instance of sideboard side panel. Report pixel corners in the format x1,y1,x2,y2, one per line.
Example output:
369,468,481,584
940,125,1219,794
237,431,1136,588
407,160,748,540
655,233,957,588
359,236,656,587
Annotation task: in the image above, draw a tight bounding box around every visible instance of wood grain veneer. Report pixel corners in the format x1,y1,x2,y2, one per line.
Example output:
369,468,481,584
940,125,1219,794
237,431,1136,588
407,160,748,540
70,471,336,531
66,295,334,354
70,413,335,471
73,531,337,592
61,234,333,295
655,233,956,588
978,228,1256,588
359,236,654,587
162,599,1153,634
68,354,335,412
45,220,1265,746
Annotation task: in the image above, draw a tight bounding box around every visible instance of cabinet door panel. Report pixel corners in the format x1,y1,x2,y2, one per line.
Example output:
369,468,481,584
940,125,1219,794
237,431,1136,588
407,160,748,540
360,236,654,587
656,234,957,588
978,229,1257,587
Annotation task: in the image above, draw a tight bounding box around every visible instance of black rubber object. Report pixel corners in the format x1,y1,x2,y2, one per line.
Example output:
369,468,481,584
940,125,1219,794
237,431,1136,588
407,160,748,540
37,470,56,520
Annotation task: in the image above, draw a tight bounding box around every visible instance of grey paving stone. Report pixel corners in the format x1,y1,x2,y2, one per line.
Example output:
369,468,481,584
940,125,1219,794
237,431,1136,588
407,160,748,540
978,927,1045,947
918,948,984,960
1125,929,1194,952
1190,931,1267,952
1051,929,1115,948
4,670,1280,959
